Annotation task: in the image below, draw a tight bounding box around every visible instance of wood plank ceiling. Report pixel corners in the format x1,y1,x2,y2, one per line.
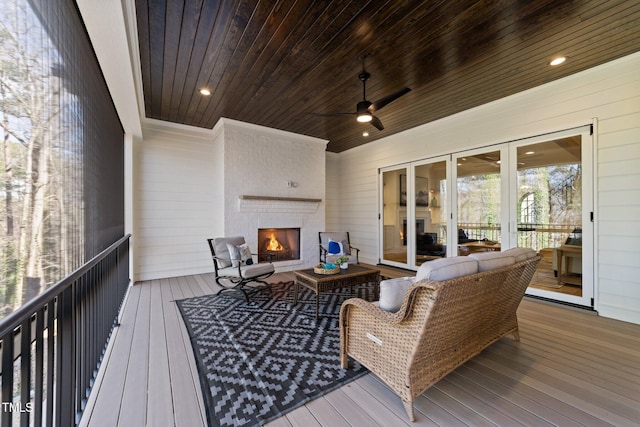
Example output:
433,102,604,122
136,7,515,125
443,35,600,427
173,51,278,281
135,0,640,152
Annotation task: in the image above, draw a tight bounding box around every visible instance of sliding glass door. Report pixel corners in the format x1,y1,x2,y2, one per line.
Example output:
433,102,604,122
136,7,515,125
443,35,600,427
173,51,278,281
379,126,593,307
379,158,449,269
380,166,409,268
453,147,508,257
508,128,593,306
413,159,449,266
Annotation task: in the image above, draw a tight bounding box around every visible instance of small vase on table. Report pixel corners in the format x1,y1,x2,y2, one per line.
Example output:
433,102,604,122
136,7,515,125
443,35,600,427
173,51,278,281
337,256,349,270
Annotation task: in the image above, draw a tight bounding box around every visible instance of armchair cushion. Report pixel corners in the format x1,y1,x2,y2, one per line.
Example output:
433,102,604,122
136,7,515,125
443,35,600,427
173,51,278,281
212,236,246,269
217,263,274,279
416,256,479,282
326,253,358,265
379,277,417,312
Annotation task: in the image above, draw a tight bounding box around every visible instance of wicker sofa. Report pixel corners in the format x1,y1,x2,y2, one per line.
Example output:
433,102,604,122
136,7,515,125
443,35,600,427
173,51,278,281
339,248,541,421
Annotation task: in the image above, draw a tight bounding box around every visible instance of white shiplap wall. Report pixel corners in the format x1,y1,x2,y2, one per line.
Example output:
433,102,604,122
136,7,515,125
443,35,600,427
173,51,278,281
134,121,218,281
328,52,640,324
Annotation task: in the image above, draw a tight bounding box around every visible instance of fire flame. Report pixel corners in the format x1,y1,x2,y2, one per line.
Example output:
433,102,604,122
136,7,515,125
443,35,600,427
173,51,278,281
266,233,284,251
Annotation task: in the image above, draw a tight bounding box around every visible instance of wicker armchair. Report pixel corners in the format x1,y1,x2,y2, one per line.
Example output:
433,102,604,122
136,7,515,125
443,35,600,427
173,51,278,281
340,255,541,421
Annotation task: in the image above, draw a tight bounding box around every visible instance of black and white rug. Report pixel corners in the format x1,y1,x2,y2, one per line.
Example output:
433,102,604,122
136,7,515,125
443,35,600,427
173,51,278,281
175,281,377,427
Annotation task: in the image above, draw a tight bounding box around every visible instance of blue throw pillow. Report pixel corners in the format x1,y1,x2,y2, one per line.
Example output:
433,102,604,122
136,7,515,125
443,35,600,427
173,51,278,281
328,239,342,255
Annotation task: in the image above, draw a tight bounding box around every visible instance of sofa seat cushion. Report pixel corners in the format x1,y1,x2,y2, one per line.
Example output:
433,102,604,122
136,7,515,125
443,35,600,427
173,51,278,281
502,247,537,262
469,251,516,272
416,256,479,282
378,277,417,312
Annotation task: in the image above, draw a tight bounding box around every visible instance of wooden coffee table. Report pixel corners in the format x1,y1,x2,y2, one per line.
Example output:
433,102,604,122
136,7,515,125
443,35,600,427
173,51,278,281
293,264,381,320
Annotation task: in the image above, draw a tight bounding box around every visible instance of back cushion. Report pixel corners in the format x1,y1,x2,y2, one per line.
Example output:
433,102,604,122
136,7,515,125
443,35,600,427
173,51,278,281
416,256,479,282
502,247,537,262
213,236,246,269
322,232,351,255
469,251,516,272
378,277,416,312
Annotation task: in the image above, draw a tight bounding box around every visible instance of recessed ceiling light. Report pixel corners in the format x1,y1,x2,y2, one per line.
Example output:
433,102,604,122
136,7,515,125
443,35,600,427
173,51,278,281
362,131,369,137
200,88,211,96
550,56,566,66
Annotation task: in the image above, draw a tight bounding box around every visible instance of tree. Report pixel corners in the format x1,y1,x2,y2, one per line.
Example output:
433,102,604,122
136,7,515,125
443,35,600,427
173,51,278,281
1,2,61,313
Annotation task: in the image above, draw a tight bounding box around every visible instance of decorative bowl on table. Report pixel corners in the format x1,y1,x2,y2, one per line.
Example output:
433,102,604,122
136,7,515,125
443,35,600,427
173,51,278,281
314,263,340,275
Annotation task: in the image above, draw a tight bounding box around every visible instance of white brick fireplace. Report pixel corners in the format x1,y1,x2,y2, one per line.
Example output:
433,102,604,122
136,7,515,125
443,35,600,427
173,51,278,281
213,119,328,271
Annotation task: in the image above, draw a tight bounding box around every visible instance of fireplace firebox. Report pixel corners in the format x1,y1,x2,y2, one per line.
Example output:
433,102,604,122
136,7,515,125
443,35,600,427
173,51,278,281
257,228,301,263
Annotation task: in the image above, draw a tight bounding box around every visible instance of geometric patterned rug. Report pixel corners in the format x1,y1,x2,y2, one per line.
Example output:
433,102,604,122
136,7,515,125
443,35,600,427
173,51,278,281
175,280,378,427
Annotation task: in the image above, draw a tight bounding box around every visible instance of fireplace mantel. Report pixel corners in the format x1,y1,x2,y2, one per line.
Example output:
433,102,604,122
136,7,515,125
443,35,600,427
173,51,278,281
239,195,322,203
238,195,321,214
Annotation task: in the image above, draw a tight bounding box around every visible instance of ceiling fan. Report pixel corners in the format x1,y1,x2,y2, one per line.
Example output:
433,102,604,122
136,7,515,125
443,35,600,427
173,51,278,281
317,70,411,131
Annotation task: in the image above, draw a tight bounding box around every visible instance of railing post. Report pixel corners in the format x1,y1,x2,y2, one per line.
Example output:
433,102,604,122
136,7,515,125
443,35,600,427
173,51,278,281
56,287,75,426
20,319,31,427
34,308,44,426
1,332,14,426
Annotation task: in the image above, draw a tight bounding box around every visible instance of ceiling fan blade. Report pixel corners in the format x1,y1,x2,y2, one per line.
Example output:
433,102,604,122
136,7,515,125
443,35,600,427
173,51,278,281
369,87,411,112
370,115,384,130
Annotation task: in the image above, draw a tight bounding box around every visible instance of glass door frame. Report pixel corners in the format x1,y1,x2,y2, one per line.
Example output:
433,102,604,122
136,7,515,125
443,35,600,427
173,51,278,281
507,126,594,306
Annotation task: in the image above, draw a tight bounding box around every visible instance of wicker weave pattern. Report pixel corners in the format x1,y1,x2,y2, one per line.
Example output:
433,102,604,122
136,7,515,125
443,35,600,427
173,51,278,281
339,255,541,421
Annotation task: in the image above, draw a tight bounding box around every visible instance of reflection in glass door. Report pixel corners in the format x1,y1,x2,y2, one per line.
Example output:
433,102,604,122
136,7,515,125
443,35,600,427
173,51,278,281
511,130,593,306
413,160,448,266
455,149,506,257
380,166,408,267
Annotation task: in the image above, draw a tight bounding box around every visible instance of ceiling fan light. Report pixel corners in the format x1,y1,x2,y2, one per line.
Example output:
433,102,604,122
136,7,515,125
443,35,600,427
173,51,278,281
357,113,372,123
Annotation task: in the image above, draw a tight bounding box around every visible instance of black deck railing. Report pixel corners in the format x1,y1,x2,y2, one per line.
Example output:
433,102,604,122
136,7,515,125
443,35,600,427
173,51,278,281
0,234,131,426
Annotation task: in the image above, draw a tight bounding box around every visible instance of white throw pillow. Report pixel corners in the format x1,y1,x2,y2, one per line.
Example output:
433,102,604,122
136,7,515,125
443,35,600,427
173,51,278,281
416,257,479,282
378,277,416,312
469,251,516,272
227,243,253,267
238,243,253,264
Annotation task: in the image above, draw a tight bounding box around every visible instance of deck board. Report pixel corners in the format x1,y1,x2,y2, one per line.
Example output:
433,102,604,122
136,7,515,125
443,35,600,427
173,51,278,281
80,280,143,427
147,280,174,427
82,272,640,426
118,283,151,425
167,276,207,426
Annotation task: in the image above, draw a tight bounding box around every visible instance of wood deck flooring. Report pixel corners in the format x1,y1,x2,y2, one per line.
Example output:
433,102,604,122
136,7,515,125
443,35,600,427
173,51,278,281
80,268,640,427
